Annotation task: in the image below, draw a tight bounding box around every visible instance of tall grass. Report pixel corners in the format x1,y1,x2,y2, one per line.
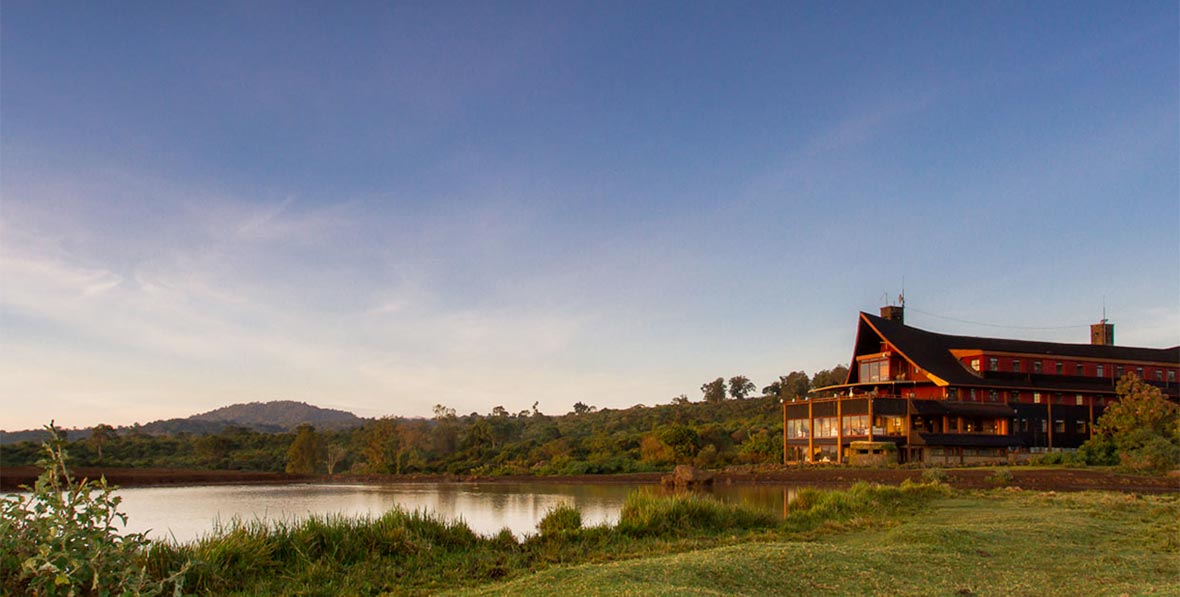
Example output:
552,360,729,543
784,479,952,533
617,491,778,537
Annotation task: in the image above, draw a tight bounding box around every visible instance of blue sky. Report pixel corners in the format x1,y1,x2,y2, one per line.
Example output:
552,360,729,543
2,2,1177,430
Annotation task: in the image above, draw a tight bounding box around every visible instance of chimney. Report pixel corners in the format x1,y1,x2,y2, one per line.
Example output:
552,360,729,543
880,305,905,324
1090,320,1114,346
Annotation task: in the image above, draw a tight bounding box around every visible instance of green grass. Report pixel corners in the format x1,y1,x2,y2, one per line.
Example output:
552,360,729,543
454,490,1180,597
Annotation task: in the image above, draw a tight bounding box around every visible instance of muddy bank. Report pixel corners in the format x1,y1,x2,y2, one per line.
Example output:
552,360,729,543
3,465,1175,494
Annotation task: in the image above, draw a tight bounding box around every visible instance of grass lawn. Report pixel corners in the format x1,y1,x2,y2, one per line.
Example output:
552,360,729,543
453,490,1179,597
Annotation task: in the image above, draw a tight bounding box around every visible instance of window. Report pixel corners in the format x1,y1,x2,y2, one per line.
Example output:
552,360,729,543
969,388,977,401
947,387,958,400
814,417,839,438
1169,370,1176,383
1055,362,1064,374
787,419,810,439
988,390,1000,402
1075,364,1085,376
1156,370,1164,381
842,414,869,436
1020,418,1029,432
1076,420,1087,434
1055,419,1066,433
1116,365,1125,377
1055,393,1064,404
1096,364,1104,377
1033,361,1042,374
989,357,999,372
1075,394,1084,406
1009,391,1020,402
874,415,905,436
1041,419,1048,433
1012,359,1021,372
1137,367,1143,377
1033,392,1042,404
859,359,890,382
971,359,981,372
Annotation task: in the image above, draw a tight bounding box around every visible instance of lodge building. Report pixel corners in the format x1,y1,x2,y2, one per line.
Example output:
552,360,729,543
783,306,1180,465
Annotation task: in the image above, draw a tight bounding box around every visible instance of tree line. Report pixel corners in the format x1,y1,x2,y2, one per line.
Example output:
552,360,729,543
2,367,851,476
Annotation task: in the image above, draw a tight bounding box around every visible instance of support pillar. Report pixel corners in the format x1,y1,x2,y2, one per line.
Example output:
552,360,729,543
807,399,814,463
836,397,843,464
1047,399,1054,450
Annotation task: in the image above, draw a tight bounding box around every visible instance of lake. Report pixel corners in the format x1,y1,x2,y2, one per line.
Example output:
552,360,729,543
106,481,796,544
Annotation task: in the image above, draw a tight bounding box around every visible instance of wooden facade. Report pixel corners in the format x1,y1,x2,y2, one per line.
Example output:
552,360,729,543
783,307,1180,465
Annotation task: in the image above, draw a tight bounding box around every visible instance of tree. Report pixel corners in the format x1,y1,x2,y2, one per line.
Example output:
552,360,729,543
285,424,322,475
781,371,811,401
728,375,756,400
671,394,690,405
701,378,727,403
324,443,347,475
1087,374,1180,473
89,424,116,463
810,365,850,395
572,402,596,415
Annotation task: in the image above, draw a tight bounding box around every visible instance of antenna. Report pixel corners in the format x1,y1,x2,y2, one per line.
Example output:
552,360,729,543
1101,296,1107,323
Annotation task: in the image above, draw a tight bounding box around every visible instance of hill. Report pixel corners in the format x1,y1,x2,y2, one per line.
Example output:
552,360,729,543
0,401,364,444
186,400,363,431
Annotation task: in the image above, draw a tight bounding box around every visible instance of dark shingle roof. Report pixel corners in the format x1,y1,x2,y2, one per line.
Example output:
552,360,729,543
857,312,1179,390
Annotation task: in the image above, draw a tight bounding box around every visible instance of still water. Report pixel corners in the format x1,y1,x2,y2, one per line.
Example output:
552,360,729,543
110,482,795,544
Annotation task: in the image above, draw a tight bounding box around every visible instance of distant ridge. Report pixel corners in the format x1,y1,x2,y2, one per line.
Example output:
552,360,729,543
0,400,365,444
163,400,364,433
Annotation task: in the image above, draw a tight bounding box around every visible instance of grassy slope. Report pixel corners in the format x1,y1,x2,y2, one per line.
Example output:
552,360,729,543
455,491,1179,597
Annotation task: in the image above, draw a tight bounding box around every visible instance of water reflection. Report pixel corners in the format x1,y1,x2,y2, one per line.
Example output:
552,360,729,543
105,481,799,545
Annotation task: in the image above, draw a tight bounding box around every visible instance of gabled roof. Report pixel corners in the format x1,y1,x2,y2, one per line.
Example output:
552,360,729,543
850,312,1179,389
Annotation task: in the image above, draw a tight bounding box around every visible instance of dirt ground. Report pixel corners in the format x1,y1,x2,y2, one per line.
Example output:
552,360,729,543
3,465,1176,494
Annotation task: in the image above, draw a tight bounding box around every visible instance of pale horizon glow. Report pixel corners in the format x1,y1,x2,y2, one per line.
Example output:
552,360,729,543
2,3,1177,430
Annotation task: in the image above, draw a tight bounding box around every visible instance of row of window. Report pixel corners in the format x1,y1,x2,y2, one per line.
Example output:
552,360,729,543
1016,418,1088,434
788,415,1091,438
948,388,1106,406
785,415,904,439
968,357,1176,382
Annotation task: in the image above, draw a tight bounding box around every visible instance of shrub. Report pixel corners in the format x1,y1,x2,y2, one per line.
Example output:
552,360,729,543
537,502,583,537
921,468,948,484
0,424,187,595
987,468,1014,486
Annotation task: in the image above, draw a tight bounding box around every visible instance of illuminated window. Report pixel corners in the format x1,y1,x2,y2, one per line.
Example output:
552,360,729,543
1033,392,1042,404
971,359,981,372
1075,394,1084,406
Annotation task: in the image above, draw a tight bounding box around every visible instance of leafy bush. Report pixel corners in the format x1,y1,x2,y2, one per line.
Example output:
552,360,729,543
537,503,582,536
0,424,187,595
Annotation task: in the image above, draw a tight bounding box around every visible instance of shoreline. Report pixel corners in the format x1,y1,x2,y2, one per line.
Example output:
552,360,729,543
3,465,1175,494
